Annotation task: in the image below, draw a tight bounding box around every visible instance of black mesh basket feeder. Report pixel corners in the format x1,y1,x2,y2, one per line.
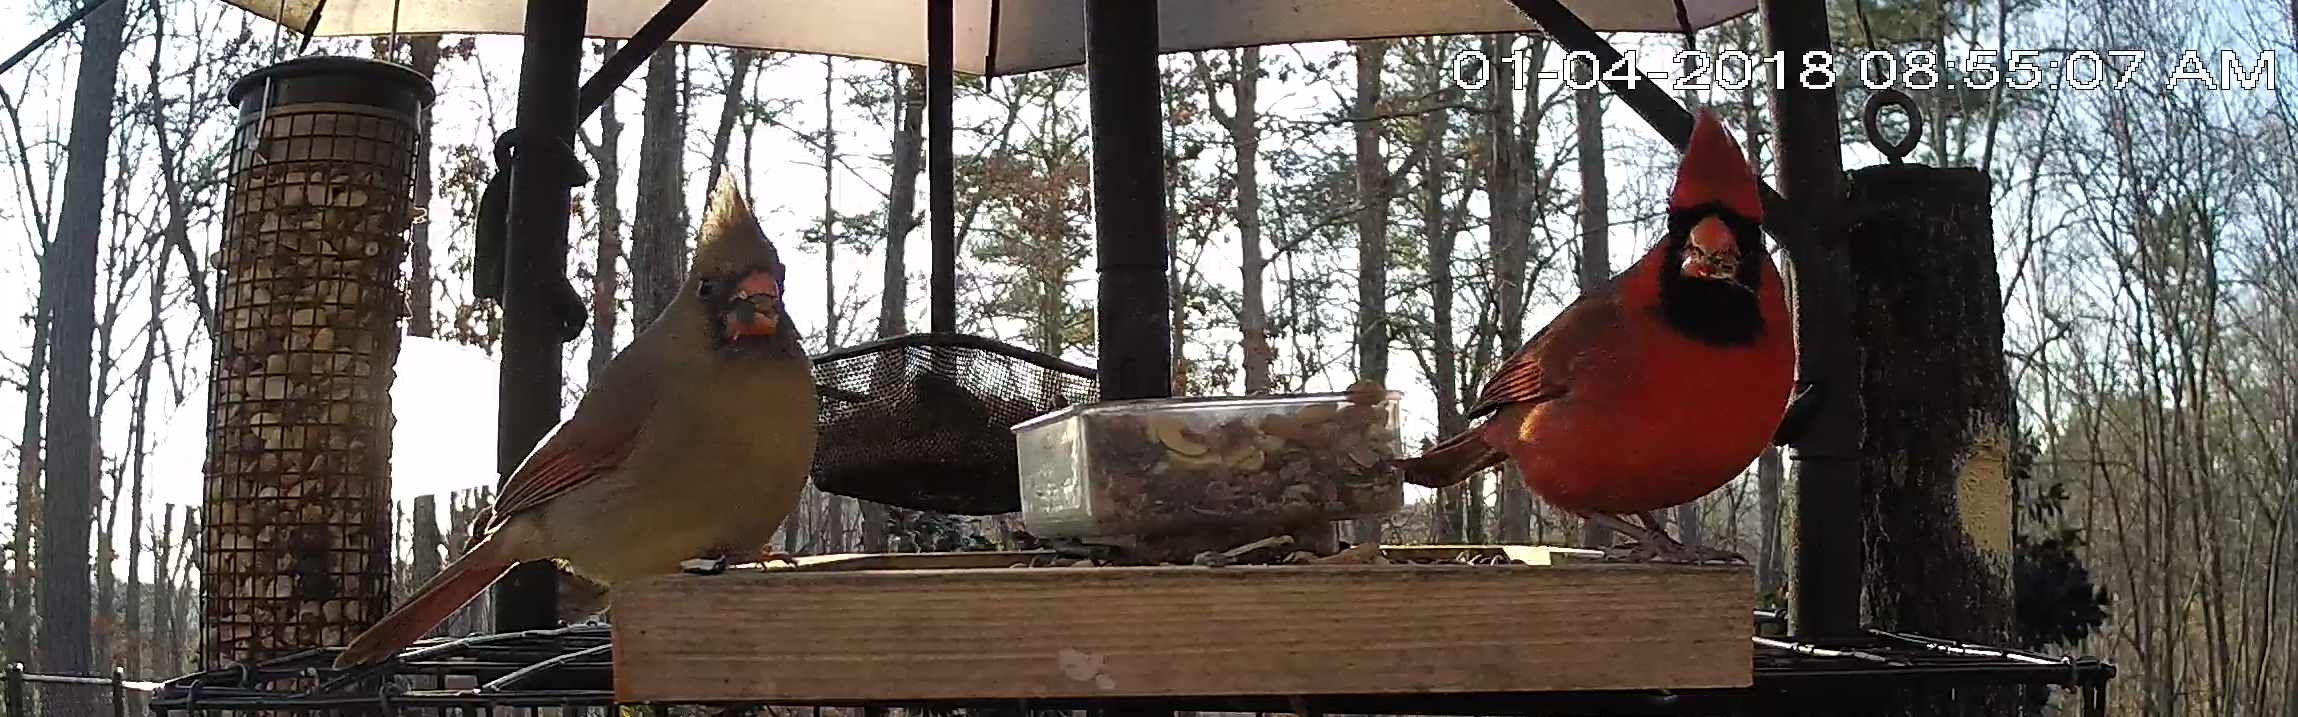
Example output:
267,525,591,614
811,332,1097,515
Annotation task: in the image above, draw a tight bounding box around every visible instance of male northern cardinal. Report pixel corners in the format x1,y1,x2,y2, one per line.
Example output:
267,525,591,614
1397,108,1806,563
333,174,819,669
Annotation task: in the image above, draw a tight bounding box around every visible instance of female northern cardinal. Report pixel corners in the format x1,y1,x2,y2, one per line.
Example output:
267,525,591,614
334,174,820,669
1397,108,1795,563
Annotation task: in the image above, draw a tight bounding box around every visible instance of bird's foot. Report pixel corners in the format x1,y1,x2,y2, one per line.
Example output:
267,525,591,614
1585,512,1670,558
1599,539,1666,562
1626,512,1746,563
1644,542,1748,565
1584,512,1741,563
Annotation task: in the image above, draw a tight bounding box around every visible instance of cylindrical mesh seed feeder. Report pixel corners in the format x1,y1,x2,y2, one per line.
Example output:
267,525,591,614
203,56,433,667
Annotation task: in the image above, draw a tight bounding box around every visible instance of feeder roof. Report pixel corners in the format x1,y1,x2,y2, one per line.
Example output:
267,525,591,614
223,0,1757,76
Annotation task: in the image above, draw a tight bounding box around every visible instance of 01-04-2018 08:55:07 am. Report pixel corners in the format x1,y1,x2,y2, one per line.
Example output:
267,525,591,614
1446,46,2277,93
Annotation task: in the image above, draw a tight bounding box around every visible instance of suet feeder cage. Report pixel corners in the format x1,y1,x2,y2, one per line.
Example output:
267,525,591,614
202,55,434,668
810,333,1098,515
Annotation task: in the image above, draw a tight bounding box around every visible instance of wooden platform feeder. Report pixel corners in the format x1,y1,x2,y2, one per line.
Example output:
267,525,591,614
610,546,1754,703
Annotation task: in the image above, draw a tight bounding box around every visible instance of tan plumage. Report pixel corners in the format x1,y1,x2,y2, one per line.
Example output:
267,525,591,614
334,172,818,669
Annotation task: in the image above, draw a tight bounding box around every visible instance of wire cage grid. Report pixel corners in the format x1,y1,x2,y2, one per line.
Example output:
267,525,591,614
810,333,1099,515
138,618,2114,717
203,58,430,670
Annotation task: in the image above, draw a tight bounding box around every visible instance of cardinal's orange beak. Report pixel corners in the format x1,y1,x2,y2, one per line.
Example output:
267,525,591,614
723,272,781,339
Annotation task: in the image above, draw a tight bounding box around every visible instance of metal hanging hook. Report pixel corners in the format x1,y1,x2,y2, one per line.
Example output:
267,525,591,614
1861,88,1924,164
388,0,404,61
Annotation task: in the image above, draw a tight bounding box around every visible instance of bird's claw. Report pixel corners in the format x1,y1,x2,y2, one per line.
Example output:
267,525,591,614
1601,540,1746,564
680,556,731,575
1600,540,1665,562
1653,544,1749,564
1773,381,1824,447
1599,535,1737,563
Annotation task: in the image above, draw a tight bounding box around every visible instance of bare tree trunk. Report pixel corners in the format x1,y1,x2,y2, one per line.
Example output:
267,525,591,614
1483,33,1533,545
88,161,141,671
1420,43,1464,543
0,93,58,649
443,489,493,635
121,259,157,694
407,35,442,338
818,57,843,346
97,458,118,665
1517,35,1553,544
1195,49,1270,394
704,48,756,200
1348,39,1389,546
135,4,213,339
1674,503,1704,547
38,0,126,701
10,224,49,671
631,45,690,327
153,508,174,674
781,496,803,555
824,496,847,553
1571,62,1611,550
1167,87,1191,395
584,40,627,379
865,66,924,554
6,109,62,664
1233,48,1269,395
1756,446,1784,603
878,66,924,342
409,495,442,634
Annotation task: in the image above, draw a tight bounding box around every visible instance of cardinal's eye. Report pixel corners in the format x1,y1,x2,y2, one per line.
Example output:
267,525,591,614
697,278,718,300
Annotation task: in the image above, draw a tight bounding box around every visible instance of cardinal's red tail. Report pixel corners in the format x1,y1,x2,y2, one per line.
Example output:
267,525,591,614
333,538,519,670
1395,429,1507,488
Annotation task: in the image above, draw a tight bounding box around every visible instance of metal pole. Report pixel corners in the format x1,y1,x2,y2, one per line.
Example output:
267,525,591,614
3,663,20,717
494,0,588,632
1759,0,1864,640
1085,0,1170,400
928,0,957,332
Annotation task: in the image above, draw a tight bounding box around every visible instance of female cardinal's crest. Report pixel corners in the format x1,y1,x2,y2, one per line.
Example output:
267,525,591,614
692,170,785,282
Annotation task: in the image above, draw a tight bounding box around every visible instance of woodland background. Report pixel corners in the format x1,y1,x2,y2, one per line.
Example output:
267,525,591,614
0,0,2288,716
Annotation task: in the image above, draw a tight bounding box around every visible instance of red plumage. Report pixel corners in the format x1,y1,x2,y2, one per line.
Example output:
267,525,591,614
1397,108,1794,562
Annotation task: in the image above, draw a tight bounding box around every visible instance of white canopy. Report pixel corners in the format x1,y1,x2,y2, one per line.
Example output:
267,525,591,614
223,0,1757,76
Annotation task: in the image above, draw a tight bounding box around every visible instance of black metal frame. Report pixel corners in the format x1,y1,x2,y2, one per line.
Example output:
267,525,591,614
137,616,2115,717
